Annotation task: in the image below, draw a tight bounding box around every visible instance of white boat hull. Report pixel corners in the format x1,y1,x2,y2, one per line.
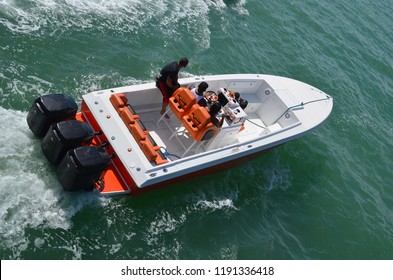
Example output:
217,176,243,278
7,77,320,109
76,74,333,195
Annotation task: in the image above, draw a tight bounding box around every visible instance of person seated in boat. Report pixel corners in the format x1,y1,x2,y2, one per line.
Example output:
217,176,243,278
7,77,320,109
190,81,209,103
208,102,224,128
239,98,248,110
197,88,220,108
228,90,240,100
156,57,189,118
197,96,208,107
197,95,219,108
228,90,248,110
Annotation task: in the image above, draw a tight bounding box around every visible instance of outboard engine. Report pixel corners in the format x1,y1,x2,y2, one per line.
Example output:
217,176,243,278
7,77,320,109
56,146,111,192
27,94,78,137
41,120,94,165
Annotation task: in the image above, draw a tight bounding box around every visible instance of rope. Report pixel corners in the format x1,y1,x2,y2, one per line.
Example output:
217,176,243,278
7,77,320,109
245,95,331,129
160,146,180,160
246,118,266,129
272,95,332,124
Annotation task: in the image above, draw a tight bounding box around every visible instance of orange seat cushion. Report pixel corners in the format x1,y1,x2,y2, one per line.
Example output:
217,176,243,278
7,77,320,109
120,109,136,125
168,88,196,120
140,140,157,162
110,93,128,112
130,123,146,142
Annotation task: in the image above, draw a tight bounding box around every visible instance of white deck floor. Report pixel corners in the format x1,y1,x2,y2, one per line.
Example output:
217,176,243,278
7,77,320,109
137,109,267,161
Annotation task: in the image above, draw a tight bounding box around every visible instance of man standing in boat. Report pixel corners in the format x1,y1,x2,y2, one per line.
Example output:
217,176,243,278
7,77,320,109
156,57,189,118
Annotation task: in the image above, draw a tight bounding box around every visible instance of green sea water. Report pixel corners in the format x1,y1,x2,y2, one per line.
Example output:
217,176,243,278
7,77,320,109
1,0,393,260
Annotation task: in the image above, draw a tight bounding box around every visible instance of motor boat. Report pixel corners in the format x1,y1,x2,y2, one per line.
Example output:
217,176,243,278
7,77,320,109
26,74,333,195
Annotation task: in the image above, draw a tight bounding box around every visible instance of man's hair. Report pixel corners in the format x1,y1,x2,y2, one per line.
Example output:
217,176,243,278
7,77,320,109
198,82,209,92
179,57,189,67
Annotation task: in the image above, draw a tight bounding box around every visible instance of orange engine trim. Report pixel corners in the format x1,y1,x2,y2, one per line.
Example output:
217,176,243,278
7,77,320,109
77,100,136,194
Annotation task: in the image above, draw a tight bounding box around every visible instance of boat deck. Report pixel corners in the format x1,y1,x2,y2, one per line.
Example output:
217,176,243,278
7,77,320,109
137,108,267,161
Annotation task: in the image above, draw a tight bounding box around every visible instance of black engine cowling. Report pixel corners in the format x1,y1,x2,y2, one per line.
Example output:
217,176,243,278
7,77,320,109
41,120,94,165
27,94,78,137
56,146,111,192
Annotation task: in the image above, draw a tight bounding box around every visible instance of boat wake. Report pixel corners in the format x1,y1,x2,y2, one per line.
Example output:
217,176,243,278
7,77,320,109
0,107,110,258
0,0,248,51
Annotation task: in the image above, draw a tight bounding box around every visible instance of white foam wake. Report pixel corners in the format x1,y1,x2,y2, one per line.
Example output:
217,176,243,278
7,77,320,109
0,107,110,257
0,0,249,50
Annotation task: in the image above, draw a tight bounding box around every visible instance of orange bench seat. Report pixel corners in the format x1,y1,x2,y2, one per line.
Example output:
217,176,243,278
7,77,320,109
110,93,168,165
